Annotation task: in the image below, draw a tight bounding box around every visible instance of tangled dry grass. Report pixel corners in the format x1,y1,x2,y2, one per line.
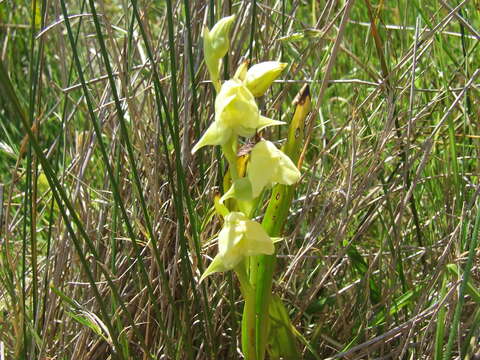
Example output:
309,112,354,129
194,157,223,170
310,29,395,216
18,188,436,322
1,0,480,359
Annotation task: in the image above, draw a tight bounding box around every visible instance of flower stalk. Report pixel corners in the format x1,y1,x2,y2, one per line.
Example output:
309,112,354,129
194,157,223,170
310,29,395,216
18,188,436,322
235,264,257,360
194,14,308,360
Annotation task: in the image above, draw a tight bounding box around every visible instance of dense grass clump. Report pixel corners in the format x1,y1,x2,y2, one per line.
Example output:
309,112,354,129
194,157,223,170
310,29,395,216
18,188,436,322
0,1,479,359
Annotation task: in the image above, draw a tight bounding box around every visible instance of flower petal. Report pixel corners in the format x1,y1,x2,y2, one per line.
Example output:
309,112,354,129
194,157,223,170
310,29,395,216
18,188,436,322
191,121,232,154
257,115,285,132
248,143,275,197
273,148,301,186
220,178,253,203
200,254,228,282
245,61,288,97
233,61,248,81
248,140,300,197
216,80,259,131
218,213,245,257
243,220,274,256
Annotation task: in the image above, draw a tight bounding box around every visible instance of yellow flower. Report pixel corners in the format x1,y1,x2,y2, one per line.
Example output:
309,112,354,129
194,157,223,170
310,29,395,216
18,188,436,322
215,79,259,137
245,61,287,97
200,212,274,281
203,15,235,87
192,80,284,153
247,140,301,197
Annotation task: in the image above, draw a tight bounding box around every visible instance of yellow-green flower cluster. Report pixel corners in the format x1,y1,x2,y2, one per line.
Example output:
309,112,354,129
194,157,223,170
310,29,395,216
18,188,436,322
196,16,300,280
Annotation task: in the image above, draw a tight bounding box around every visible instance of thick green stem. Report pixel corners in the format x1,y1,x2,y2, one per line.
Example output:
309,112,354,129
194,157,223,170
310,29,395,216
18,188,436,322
235,264,257,360
252,86,311,359
254,255,275,359
251,186,294,359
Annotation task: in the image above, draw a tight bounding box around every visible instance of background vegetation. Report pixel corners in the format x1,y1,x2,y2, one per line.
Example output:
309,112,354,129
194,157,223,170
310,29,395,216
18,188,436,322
1,0,479,358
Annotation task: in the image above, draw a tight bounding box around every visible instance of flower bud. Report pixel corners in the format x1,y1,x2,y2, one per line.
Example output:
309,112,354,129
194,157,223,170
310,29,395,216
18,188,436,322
245,61,287,97
247,140,301,197
203,15,235,86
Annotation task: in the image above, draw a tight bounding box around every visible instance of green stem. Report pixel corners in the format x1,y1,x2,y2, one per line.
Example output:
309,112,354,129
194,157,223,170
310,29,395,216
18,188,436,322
252,85,311,359
253,186,294,359
254,255,275,359
221,136,239,180
235,263,257,360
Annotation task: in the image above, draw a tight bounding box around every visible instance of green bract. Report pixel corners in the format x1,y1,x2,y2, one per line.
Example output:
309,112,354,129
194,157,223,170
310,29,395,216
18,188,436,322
203,15,235,88
200,212,274,281
221,177,252,203
245,61,288,97
248,140,301,197
192,80,284,153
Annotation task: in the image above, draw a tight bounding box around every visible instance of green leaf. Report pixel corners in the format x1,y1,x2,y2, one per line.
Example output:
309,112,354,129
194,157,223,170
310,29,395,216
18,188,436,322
266,295,300,359
446,263,480,304
267,295,322,360
347,246,381,304
250,85,311,359
371,286,420,327
66,311,110,343
434,275,448,360
52,285,111,343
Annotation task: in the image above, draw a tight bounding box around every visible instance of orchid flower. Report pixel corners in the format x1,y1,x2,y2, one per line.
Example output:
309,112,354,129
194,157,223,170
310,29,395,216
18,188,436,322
247,140,301,197
245,61,288,97
220,139,301,202
192,80,284,153
200,212,274,281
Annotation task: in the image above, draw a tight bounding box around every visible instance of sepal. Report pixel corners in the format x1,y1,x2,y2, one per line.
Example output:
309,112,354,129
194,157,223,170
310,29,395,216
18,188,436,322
220,178,253,203
192,121,232,153
199,255,228,282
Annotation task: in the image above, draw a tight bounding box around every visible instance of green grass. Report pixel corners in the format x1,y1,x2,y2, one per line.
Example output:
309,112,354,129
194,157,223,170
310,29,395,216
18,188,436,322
1,0,480,358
